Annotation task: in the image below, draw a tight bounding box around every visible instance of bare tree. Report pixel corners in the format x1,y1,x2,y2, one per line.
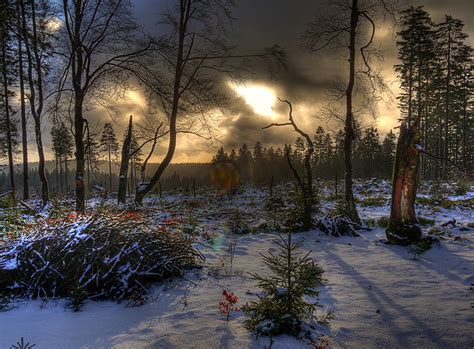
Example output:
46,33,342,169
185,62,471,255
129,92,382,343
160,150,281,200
134,0,284,204
303,0,395,224
19,0,55,206
57,0,151,212
16,0,28,200
263,98,315,230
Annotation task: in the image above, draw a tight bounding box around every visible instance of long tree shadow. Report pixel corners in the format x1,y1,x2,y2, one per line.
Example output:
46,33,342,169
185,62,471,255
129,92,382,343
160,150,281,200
323,249,451,348
384,242,473,286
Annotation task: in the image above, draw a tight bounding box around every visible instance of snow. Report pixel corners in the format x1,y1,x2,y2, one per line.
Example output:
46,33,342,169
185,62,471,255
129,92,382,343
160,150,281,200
0,256,17,270
0,182,473,348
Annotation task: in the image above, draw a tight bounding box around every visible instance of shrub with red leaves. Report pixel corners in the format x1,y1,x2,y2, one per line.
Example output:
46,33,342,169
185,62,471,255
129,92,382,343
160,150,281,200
219,289,240,321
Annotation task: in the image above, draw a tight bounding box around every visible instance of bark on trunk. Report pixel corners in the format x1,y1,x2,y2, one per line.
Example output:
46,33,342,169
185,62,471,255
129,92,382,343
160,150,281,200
16,2,28,200
21,0,49,206
65,156,69,194
1,43,15,197
134,4,187,204
118,115,133,204
344,0,361,224
386,123,422,245
108,148,112,191
74,93,85,211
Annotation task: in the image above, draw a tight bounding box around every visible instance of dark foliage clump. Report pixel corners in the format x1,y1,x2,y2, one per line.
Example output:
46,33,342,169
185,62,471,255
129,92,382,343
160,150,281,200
244,233,327,339
407,236,440,260
0,213,203,307
283,185,319,232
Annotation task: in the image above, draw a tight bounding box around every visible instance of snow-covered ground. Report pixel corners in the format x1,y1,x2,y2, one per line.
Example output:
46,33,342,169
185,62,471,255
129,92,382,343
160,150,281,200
0,182,473,348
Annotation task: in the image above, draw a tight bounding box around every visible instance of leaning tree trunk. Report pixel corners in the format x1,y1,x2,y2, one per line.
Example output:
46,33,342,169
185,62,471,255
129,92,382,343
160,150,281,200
118,115,133,204
343,0,361,225
386,123,422,245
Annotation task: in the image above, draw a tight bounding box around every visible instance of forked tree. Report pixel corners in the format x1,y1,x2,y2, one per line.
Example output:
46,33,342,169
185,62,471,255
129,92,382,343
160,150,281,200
57,0,150,212
133,0,284,204
303,0,396,224
263,98,315,231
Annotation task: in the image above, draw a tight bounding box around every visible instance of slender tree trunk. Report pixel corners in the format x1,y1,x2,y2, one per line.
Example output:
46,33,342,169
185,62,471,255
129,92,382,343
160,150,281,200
65,156,69,194
59,155,63,193
118,115,133,204
16,2,28,200
386,123,422,245
443,25,451,179
108,148,112,191
74,92,85,211
21,0,49,206
1,44,15,196
135,5,187,204
55,156,59,192
343,0,361,224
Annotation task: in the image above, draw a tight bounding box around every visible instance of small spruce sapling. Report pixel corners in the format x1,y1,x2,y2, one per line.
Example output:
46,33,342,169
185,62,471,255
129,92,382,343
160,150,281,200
407,237,438,260
10,337,36,349
244,233,327,338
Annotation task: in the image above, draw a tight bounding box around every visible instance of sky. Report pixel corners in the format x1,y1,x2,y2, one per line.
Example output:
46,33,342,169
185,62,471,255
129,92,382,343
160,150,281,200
9,0,474,165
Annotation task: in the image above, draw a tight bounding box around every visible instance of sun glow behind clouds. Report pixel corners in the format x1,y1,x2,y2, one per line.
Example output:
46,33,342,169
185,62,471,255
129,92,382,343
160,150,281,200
230,82,277,118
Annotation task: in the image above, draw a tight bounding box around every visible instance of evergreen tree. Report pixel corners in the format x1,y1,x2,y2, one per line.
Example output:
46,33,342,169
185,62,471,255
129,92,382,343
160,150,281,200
244,233,326,337
253,141,266,183
237,143,253,181
212,147,229,164
51,122,73,194
229,148,237,163
388,6,434,245
381,130,397,178
100,123,119,191
0,0,18,196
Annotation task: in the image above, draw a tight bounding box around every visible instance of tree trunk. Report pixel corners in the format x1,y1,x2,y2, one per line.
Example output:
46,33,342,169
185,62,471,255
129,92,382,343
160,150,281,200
443,24,451,179
118,115,133,204
55,156,59,192
344,0,361,224
1,43,15,197
65,156,69,194
134,7,187,204
16,2,28,200
59,155,63,193
21,0,49,206
73,90,86,211
108,148,112,191
386,123,422,245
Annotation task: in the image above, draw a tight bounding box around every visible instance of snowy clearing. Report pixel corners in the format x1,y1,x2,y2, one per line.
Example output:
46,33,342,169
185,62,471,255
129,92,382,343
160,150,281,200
0,183,473,348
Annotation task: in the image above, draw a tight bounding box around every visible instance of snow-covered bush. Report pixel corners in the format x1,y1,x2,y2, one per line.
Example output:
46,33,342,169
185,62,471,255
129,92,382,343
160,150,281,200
244,233,327,340
316,215,361,237
0,212,203,307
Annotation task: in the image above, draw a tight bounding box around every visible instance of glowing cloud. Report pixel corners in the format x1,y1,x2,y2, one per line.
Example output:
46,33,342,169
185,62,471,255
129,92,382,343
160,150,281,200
126,90,146,107
230,82,277,118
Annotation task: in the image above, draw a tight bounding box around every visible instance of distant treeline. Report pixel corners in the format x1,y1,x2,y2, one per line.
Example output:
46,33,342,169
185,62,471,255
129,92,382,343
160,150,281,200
211,126,398,184
0,163,212,197
0,125,400,196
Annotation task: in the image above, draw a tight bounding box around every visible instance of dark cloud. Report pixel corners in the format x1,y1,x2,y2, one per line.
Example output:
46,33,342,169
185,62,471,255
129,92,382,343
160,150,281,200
35,0,474,163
